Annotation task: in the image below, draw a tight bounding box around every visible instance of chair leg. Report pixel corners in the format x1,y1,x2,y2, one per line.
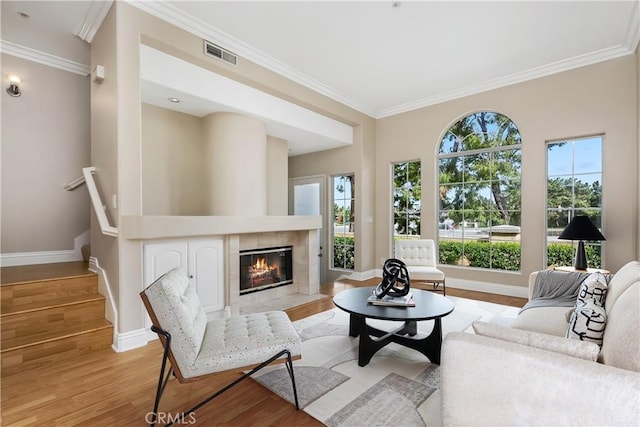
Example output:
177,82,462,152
284,350,300,409
149,326,173,427
152,348,299,427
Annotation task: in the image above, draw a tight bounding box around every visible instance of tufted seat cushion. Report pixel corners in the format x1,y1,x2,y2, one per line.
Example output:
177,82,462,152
189,311,302,378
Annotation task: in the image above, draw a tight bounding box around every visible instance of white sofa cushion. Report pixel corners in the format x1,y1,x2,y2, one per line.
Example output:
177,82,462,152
600,282,640,371
473,321,599,361
511,306,572,337
405,266,445,281
441,332,640,426
605,261,640,313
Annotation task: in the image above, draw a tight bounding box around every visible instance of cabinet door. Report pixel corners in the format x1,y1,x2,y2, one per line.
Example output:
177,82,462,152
143,241,188,286
189,239,224,315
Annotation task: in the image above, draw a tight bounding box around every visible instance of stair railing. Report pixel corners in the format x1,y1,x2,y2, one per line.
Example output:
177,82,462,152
64,175,86,191
83,167,118,237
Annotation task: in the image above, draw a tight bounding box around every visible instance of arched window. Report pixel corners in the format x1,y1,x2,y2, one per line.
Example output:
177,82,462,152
438,112,522,271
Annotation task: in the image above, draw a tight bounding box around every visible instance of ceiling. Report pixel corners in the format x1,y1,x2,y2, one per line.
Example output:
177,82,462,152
2,0,638,130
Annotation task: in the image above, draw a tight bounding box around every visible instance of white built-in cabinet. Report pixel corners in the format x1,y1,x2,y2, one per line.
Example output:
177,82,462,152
143,238,224,320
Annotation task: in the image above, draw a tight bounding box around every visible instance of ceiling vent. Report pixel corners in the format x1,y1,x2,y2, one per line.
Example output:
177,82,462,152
204,40,237,66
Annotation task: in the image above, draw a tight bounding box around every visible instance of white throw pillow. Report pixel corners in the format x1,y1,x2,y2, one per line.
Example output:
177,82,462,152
566,300,607,345
576,272,608,307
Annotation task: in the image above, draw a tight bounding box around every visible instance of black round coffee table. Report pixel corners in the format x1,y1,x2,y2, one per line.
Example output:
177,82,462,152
333,287,455,366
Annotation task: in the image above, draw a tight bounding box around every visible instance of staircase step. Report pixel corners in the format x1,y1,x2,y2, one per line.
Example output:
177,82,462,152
1,322,113,377
0,262,113,378
2,297,107,342
1,275,99,312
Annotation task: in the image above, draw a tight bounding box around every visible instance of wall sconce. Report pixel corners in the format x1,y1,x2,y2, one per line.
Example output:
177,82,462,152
6,76,21,97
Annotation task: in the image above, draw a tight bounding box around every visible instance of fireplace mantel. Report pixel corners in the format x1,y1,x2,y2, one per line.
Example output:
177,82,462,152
122,215,321,240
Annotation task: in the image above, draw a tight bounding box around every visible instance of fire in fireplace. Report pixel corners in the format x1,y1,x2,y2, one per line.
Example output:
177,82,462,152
239,246,293,294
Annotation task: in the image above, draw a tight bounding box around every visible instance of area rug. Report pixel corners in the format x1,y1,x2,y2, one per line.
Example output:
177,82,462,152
253,296,519,426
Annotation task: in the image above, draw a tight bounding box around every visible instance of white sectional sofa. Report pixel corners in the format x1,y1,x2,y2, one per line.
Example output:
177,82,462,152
439,260,640,425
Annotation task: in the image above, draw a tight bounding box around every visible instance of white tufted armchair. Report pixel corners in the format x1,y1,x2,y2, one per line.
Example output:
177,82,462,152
394,239,446,295
141,267,301,426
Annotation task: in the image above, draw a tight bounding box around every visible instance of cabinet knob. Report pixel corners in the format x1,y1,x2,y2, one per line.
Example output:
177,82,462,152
189,275,194,279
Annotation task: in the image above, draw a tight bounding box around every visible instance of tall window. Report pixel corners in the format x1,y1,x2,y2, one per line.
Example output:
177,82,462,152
332,175,355,270
393,161,421,250
546,136,603,268
438,112,522,271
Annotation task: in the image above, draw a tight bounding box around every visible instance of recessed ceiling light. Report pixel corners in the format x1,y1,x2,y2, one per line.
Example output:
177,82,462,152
168,97,180,103
17,11,30,18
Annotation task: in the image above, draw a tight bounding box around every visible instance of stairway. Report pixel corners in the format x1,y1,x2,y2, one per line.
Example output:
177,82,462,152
1,261,113,377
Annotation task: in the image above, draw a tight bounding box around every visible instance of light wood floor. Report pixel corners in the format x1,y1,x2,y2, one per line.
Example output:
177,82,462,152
0,278,526,426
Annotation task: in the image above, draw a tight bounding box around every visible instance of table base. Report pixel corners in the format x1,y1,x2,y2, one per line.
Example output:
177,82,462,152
349,313,443,366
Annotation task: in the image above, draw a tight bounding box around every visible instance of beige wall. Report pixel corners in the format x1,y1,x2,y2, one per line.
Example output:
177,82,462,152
90,4,120,303
267,135,289,215
141,105,290,217
376,54,638,287
1,54,90,253
141,103,206,215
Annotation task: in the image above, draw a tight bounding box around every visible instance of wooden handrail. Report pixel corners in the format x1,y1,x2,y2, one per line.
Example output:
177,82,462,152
83,167,118,237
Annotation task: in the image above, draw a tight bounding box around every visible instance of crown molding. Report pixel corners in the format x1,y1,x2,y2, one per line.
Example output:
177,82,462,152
376,44,636,119
125,0,377,118
623,1,640,52
0,40,90,76
127,1,640,120
74,0,113,43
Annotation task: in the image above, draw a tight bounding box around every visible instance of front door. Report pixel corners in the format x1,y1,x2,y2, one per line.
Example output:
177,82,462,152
289,175,327,285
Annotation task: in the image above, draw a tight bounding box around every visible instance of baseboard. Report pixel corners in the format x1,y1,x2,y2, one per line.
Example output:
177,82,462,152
445,278,528,298
112,328,149,353
88,257,117,326
1,229,90,267
0,250,82,267
343,269,377,281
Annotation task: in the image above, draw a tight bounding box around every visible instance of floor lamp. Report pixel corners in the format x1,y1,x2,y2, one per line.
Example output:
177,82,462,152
558,215,605,270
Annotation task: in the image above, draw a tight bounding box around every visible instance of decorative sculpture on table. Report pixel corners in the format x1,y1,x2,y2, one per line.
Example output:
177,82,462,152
375,258,411,298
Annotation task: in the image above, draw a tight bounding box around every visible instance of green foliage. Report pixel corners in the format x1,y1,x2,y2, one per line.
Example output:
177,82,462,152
439,241,602,270
439,240,520,271
393,161,421,236
333,236,355,270
438,112,522,227
546,243,602,268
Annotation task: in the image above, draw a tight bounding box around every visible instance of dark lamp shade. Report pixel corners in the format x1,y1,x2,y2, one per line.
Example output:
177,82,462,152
558,215,606,241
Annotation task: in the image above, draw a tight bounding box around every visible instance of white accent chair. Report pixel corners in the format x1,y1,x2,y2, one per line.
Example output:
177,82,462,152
140,267,301,426
395,239,446,295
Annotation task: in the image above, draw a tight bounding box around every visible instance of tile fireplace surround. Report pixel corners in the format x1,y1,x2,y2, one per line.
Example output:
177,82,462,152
230,230,319,315
124,215,321,316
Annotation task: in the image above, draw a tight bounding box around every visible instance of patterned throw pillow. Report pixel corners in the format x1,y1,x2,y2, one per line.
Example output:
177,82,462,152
566,300,607,345
576,272,608,307
566,272,609,345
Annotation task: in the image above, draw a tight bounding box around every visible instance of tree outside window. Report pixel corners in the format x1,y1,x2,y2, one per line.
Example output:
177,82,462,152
547,136,603,268
438,112,522,271
393,161,421,251
333,175,355,270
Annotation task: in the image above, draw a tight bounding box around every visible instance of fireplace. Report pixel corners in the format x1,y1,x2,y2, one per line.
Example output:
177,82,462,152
239,246,293,294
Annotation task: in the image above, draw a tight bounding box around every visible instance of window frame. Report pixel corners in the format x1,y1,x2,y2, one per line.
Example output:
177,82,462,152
392,160,422,255
545,135,604,268
437,111,523,271
331,174,355,271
